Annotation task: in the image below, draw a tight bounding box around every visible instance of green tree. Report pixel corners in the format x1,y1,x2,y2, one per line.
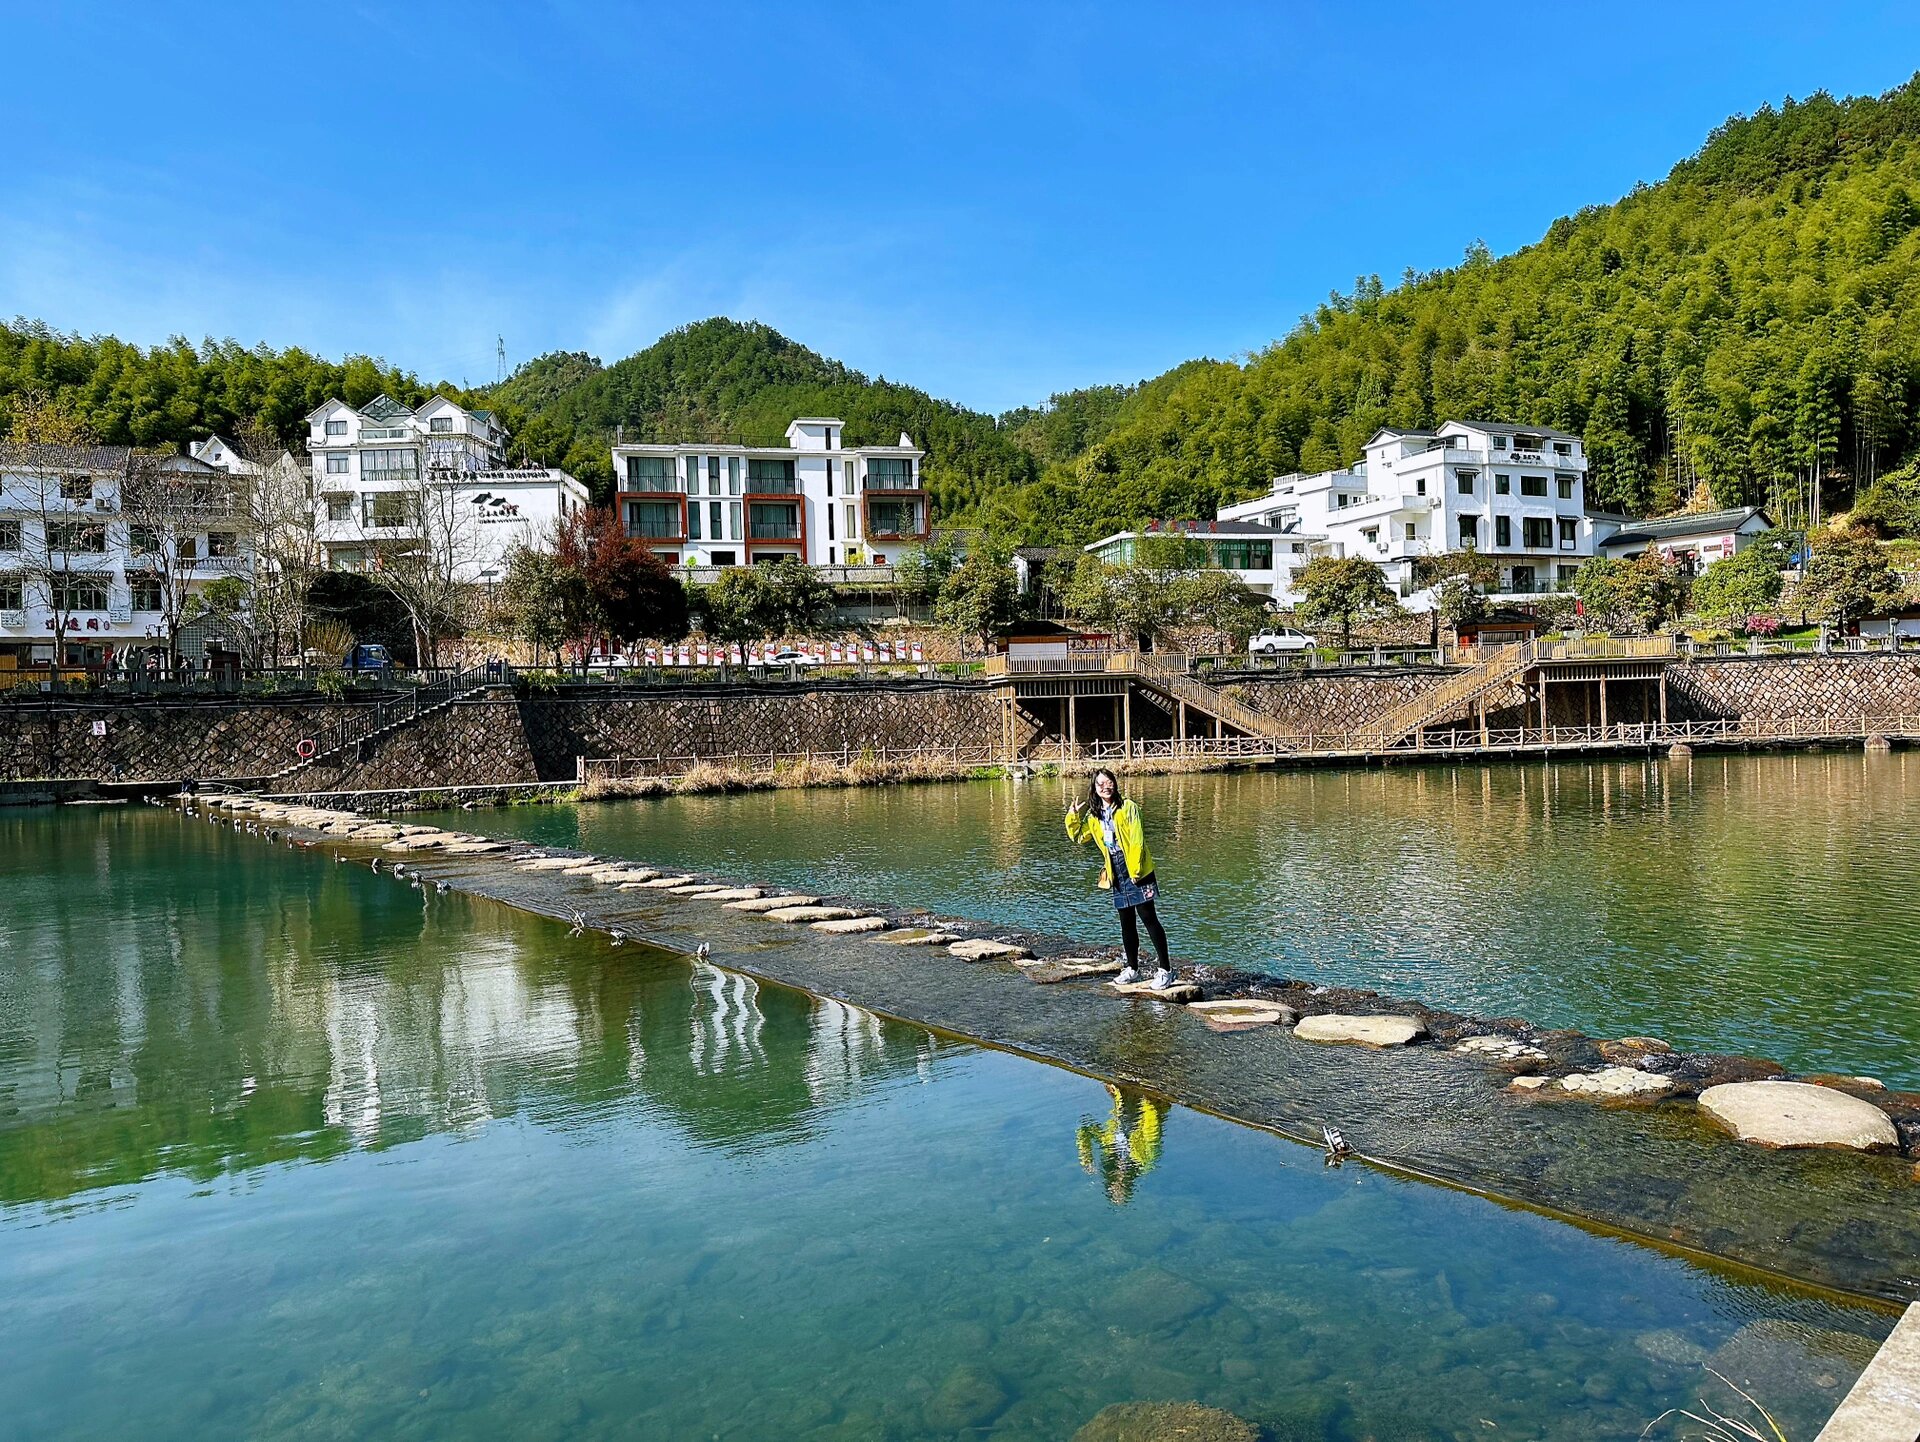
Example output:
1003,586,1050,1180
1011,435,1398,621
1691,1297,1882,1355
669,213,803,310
1434,576,1492,634
1796,532,1901,627
1292,556,1397,647
501,546,583,662
1574,550,1687,633
1690,547,1786,624
933,541,1017,650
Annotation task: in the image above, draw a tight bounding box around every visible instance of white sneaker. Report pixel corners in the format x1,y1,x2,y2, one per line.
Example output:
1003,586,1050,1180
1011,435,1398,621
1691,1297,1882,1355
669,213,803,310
1152,968,1177,990
1114,965,1141,986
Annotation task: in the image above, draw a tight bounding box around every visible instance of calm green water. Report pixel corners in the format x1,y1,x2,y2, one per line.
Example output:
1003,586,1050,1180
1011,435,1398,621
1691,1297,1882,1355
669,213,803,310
435,751,1920,1087
0,807,1893,1440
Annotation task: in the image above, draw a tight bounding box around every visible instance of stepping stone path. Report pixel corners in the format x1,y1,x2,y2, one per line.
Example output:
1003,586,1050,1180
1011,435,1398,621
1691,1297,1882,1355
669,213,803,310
1110,979,1202,1003
870,928,959,947
1698,1081,1899,1150
1453,1035,1550,1062
812,916,890,934
1508,1076,1553,1092
443,842,507,854
386,834,462,851
1558,1066,1673,1098
631,876,695,889
724,894,820,912
948,939,1032,962
1020,957,1124,984
1294,1014,1426,1047
1189,999,1295,1031
520,857,587,870
765,905,859,923
699,888,764,902
668,883,727,896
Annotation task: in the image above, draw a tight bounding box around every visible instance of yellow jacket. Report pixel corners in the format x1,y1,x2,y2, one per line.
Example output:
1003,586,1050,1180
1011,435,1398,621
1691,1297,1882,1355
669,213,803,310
1065,798,1155,890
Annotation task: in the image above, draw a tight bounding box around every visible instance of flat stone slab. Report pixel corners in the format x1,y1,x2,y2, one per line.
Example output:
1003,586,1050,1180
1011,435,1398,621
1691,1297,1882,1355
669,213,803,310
560,862,608,875
668,883,728,895
1453,1035,1550,1062
1110,979,1203,1003
442,842,507,855
812,916,891,934
870,928,958,947
764,905,860,923
629,875,695,889
1559,1066,1673,1098
1699,1081,1899,1151
340,825,402,841
519,856,588,870
591,867,658,883
1021,956,1124,984
1294,1013,1427,1047
699,887,763,902
725,894,820,912
384,833,459,851
1508,1076,1553,1092
1189,999,1295,1031
948,938,1033,962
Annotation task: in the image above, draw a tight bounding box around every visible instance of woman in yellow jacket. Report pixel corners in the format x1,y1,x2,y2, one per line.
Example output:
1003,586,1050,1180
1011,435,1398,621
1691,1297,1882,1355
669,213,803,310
1064,768,1176,989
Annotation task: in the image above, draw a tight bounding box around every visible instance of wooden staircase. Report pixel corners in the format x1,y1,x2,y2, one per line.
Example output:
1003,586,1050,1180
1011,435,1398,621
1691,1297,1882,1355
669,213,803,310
1351,640,1540,749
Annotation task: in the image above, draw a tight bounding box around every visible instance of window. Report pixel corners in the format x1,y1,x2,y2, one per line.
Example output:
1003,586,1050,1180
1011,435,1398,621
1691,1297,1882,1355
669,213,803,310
360,448,419,481
1495,516,1512,547
325,419,348,437
0,572,23,609
326,496,353,523
747,458,796,491
1492,435,1508,449
327,454,351,474
179,536,197,561
1494,474,1511,495
130,574,163,611
1557,476,1575,500
1415,478,1426,496
868,458,915,490
708,456,721,495
749,503,800,540
1361,527,1379,544
623,500,680,539
1404,522,1416,541
1554,442,1572,456
207,531,238,558
60,475,92,502
0,520,18,550
845,503,857,537
728,457,741,495
363,493,415,528
52,574,110,611
1458,516,1478,547
47,522,106,553
827,503,835,539
710,501,723,538
430,416,453,433
1558,517,1578,549
1521,475,1548,497
709,550,738,567
1523,517,1553,548
688,502,702,540
626,456,676,488
685,456,701,494
729,501,742,539
1456,472,1475,495
1558,563,1580,586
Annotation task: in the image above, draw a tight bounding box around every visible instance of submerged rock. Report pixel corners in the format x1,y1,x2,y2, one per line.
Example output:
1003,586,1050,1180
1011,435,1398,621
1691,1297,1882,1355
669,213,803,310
869,928,957,946
1070,1400,1259,1442
1698,1081,1899,1150
1558,1066,1674,1099
811,916,889,934
1190,999,1294,1031
1294,1014,1426,1047
1102,1266,1218,1332
764,905,859,923
922,1364,1008,1433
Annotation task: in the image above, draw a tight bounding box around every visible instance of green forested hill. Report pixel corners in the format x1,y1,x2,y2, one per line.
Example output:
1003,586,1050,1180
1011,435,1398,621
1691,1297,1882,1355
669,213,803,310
6,73,1920,544
986,74,1920,541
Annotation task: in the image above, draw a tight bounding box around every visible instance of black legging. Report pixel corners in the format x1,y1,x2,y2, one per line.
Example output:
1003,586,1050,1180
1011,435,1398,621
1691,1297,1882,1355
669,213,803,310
1118,899,1170,969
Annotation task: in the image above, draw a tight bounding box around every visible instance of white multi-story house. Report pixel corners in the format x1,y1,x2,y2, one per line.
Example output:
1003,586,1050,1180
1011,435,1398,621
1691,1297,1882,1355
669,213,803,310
1220,420,1610,607
307,394,589,584
0,443,251,668
1083,520,1319,599
609,418,928,569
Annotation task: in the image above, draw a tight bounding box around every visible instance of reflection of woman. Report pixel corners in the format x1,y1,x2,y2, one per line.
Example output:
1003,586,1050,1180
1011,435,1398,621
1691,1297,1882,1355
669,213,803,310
1077,1085,1166,1205
1064,769,1175,988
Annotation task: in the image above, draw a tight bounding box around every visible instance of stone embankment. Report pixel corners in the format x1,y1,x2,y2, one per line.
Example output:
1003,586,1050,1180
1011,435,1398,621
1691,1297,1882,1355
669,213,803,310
181,788,1920,1302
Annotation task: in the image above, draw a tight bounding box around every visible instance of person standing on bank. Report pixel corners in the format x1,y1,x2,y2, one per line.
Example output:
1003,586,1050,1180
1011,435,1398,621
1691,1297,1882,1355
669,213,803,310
1065,769,1176,989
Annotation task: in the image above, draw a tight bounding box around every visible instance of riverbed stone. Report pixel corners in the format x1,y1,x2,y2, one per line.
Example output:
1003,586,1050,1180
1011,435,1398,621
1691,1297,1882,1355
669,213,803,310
668,883,728,896
948,938,1033,962
385,833,460,851
1698,1081,1899,1150
698,887,762,901
1454,1034,1549,1062
1070,1401,1259,1442
1294,1013,1426,1047
922,1364,1009,1433
630,875,695,889
869,928,956,946
1599,1036,1673,1063
1508,1075,1552,1092
1022,957,1125,984
1103,1266,1218,1332
812,916,890,934
519,856,587,870
765,905,859,923
1190,999,1295,1031
724,894,820,912
1558,1066,1674,1098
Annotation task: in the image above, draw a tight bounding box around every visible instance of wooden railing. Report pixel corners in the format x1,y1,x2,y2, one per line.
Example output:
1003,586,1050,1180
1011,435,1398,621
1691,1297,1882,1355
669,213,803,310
1353,640,1539,747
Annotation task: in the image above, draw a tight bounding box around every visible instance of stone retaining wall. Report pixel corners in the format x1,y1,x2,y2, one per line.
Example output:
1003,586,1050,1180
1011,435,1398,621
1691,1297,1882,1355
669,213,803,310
11,655,1920,787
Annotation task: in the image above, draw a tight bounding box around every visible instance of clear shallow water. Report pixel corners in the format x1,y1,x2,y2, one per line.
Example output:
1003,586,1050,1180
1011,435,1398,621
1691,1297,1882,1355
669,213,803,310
433,751,1920,1087
0,808,1893,1441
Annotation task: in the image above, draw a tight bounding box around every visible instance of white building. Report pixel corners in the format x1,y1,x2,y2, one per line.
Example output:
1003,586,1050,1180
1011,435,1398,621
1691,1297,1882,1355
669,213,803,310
1596,507,1773,569
307,394,589,583
1083,520,1317,599
609,418,928,569
0,444,251,668
1220,420,1609,608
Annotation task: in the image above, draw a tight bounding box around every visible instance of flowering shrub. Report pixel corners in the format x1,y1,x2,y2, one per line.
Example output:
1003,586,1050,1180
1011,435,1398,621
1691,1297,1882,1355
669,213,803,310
1741,613,1782,637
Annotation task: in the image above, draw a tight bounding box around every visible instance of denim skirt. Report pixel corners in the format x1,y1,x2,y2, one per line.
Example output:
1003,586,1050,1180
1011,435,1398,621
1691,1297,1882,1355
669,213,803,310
1111,871,1158,911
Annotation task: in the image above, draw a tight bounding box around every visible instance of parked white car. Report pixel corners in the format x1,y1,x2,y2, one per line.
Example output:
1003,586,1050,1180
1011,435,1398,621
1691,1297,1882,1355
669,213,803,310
1248,628,1317,656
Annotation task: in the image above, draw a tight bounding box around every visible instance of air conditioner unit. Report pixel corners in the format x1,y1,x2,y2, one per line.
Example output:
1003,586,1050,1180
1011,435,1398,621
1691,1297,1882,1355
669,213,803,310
94,498,112,511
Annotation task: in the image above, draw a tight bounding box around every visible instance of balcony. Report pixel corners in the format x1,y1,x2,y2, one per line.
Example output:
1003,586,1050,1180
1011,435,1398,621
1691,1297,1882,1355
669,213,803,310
863,495,928,541
748,522,802,541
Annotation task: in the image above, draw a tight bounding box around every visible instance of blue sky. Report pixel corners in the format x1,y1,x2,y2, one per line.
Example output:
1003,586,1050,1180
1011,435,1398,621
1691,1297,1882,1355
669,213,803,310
4,2,1920,414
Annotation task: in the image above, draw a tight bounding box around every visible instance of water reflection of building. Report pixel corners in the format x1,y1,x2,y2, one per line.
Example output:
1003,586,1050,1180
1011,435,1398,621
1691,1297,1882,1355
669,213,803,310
688,962,766,1076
